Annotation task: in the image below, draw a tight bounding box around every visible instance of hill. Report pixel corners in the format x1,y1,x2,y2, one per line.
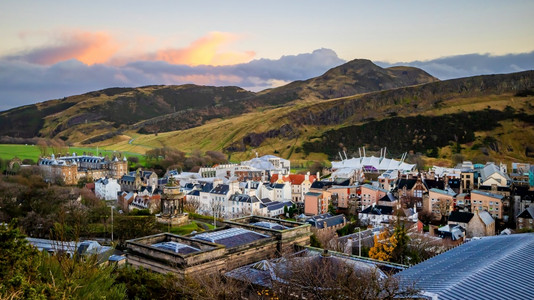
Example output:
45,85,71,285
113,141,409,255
94,71,534,165
0,59,437,143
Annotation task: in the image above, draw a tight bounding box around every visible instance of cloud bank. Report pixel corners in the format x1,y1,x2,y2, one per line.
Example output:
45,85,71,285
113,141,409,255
0,47,344,111
376,51,534,80
1,28,533,112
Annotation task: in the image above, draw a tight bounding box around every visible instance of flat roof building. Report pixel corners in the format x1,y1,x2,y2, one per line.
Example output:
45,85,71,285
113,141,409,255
126,216,311,277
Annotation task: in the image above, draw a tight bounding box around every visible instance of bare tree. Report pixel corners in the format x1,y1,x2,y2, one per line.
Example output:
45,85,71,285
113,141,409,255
184,198,201,213
270,251,419,300
179,273,247,300
313,229,345,253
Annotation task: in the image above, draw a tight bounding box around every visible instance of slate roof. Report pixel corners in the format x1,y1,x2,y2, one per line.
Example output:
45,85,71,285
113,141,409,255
424,179,445,190
397,179,418,190
306,213,345,229
192,228,270,248
201,183,214,193
396,233,534,300
361,184,388,193
265,201,292,212
429,188,456,197
517,206,534,219
379,193,397,202
477,211,495,226
471,190,504,199
437,224,465,240
305,192,323,197
448,211,474,223
480,163,511,183
229,194,260,203
210,184,230,195
310,181,334,189
361,205,393,215
187,190,200,197
121,175,135,182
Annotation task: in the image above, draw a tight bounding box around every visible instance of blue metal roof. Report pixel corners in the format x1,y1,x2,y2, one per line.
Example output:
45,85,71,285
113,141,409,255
396,233,534,300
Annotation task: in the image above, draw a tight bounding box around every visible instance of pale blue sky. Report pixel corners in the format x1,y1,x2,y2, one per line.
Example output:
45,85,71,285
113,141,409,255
1,0,533,61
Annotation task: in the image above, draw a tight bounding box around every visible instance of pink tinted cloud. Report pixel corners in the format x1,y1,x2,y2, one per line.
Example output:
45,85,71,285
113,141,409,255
8,31,255,67
14,31,119,65
144,32,255,66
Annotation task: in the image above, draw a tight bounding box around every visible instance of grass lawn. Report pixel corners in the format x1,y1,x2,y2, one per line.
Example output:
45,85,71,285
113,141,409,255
0,144,146,165
0,144,42,161
160,221,215,235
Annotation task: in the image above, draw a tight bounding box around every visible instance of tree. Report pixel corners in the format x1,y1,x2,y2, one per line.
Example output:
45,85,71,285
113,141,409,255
127,156,139,165
369,229,397,262
391,222,410,265
0,220,126,299
269,251,419,300
184,198,201,213
308,161,324,176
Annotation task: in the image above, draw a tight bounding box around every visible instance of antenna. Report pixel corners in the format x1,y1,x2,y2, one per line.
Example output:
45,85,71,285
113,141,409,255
384,147,387,158
343,150,348,160
359,147,362,158
339,152,343,160
363,147,366,157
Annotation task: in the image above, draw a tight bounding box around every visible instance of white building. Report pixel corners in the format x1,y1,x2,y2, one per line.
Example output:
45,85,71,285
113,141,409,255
241,155,291,175
95,177,121,201
258,182,291,202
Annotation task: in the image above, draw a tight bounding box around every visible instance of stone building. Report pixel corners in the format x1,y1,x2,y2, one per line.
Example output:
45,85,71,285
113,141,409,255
39,154,127,185
517,206,534,230
447,210,495,237
126,216,311,277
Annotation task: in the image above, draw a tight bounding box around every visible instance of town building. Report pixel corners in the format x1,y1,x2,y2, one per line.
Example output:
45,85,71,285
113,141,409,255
517,206,534,230
471,190,504,219
447,210,495,237
94,177,121,201
125,216,311,277
360,184,387,209
39,154,127,185
270,172,318,202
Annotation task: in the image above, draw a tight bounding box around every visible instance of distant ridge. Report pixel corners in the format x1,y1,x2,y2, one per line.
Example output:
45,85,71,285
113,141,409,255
0,59,437,142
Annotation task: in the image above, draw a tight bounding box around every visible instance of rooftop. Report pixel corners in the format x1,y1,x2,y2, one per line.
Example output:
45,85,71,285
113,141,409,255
191,227,270,248
397,233,534,300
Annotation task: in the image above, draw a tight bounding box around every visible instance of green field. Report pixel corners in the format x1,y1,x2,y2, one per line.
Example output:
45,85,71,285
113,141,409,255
0,144,145,165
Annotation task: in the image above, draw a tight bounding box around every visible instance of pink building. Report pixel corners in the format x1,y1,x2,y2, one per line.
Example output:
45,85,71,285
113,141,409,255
360,184,387,209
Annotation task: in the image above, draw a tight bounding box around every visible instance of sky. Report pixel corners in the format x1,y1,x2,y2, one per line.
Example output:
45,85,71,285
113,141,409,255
1,0,533,111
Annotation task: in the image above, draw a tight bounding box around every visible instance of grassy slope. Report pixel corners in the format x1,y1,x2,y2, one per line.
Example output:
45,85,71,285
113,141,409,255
85,89,534,165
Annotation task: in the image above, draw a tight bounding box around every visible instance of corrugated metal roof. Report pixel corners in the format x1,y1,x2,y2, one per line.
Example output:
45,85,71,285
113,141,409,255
397,233,534,300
